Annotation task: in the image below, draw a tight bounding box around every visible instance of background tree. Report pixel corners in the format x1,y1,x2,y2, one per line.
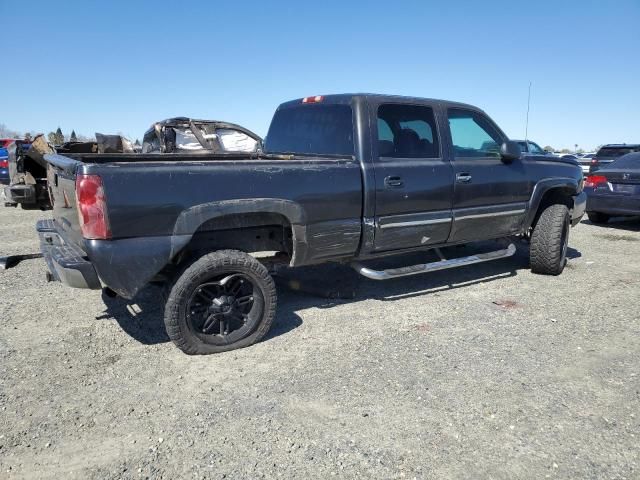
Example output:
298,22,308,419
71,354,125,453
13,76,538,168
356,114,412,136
0,123,21,138
54,127,64,145
47,132,57,144
70,130,78,142
134,139,141,146
543,145,554,152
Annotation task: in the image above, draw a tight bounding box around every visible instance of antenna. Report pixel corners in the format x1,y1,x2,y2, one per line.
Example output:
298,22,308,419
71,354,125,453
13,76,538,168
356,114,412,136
525,81,532,143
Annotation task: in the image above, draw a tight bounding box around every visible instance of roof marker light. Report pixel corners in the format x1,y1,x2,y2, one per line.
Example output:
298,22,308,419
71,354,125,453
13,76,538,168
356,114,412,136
302,96,324,104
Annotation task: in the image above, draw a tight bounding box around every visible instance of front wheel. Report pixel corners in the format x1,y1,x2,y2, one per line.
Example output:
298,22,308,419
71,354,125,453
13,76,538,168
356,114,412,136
530,203,570,275
164,250,277,355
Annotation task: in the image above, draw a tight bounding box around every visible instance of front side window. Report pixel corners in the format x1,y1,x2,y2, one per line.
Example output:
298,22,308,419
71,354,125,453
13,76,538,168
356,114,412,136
448,109,503,158
376,104,439,158
528,142,544,154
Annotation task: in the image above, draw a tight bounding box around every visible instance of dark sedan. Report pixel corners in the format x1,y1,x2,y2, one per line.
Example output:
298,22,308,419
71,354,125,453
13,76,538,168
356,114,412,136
589,144,640,173
585,152,640,223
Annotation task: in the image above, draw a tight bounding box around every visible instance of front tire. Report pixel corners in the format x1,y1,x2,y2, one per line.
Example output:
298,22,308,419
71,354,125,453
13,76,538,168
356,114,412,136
587,212,610,224
530,203,570,275
164,250,277,355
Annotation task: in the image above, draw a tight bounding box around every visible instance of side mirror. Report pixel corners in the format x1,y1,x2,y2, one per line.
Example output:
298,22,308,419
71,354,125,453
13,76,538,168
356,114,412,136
500,141,521,163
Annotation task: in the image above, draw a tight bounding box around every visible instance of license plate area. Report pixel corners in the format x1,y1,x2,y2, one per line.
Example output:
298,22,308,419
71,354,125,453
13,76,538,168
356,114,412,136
611,183,639,194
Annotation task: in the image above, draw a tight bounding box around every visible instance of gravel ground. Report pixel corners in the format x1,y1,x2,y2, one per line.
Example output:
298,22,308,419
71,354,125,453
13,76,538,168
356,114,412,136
1,206,639,479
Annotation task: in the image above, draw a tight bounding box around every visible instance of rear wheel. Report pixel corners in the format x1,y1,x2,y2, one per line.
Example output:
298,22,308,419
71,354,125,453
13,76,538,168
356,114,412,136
530,203,570,275
587,212,610,224
164,250,277,355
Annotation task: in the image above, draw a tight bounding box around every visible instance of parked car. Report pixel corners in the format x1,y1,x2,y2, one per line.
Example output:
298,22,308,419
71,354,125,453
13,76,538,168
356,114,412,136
589,144,640,173
584,152,640,223
0,140,10,185
576,153,596,174
38,94,585,354
513,140,553,156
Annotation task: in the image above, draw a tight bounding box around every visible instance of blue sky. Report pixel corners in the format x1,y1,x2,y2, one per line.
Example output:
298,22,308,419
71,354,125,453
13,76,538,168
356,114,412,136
2,0,638,150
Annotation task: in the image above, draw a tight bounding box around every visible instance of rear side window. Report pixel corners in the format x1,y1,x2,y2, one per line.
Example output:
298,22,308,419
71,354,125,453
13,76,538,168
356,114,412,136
264,105,354,156
376,104,439,158
448,109,503,158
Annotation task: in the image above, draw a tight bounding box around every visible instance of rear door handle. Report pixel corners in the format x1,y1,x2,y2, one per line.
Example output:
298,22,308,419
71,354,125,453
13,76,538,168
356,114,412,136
384,175,404,188
456,173,472,183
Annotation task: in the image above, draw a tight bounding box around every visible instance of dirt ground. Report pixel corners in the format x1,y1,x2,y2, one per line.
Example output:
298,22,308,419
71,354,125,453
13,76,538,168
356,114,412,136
1,206,639,479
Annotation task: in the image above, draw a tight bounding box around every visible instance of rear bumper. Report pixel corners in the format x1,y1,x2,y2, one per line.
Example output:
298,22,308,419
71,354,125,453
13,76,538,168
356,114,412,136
586,191,640,216
3,183,36,205
571,192,587,226
36,219,101,290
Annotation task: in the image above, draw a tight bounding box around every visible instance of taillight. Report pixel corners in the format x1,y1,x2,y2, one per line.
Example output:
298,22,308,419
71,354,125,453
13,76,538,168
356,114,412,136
584,175,608,188
75,174,111,239
0,159,8,168
591,158,598,164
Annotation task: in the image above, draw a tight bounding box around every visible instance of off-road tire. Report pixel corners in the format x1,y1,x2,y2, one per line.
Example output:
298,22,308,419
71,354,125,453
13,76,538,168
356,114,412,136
164,250,277,355
530,203,570,275
587,212,610,224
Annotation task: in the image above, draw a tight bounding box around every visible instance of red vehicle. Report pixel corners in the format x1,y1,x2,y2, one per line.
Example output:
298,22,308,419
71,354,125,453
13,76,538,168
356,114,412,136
0,139,19,185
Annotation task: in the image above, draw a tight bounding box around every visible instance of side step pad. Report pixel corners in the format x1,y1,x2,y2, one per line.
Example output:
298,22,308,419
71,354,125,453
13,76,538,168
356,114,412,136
352,243,517,280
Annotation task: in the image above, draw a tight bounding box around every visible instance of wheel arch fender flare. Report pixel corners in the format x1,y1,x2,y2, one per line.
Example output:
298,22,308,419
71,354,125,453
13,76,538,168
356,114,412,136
170,197,307,256
524,178,579,230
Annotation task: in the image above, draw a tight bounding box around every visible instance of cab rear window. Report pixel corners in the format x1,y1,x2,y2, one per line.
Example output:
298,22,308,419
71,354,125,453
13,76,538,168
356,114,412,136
264,105,354,156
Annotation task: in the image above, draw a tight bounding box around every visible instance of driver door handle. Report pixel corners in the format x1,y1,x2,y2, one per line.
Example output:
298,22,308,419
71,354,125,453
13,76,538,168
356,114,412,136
456,173,472,183
384,175,404,188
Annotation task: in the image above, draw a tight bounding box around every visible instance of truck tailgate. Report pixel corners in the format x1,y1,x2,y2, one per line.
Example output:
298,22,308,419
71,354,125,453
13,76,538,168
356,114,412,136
45,153,85,250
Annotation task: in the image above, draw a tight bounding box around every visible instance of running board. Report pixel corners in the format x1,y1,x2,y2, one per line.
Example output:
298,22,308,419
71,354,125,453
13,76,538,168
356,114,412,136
351,243,517,280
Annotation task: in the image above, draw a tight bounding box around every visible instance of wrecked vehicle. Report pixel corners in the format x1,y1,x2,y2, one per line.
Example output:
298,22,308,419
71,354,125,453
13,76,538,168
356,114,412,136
38,94,585,355
141,117,261,154
3,134,134,209
4,118,261,210
3,137,47,209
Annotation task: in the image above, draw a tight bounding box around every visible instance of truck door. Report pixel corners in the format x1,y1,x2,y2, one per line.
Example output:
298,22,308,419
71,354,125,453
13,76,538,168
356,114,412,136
445,108,532,243
372,103,454,252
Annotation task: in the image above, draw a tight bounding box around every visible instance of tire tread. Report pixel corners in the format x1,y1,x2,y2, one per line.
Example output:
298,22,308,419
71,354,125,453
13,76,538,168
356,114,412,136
530,203,570,275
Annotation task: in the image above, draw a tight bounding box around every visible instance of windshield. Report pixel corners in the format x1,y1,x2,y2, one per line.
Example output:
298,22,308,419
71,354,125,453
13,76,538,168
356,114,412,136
597,147,639,158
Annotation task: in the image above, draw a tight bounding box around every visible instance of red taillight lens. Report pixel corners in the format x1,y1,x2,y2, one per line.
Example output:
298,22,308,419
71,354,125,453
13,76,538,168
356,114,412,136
584,175,608,188
75,174,111,239
0,159,8,168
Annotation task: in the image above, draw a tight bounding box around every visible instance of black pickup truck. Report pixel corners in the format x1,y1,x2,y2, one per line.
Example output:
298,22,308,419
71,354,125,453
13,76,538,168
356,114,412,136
38,94,586,354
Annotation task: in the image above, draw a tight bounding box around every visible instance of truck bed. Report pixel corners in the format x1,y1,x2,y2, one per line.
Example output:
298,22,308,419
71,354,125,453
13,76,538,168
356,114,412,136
45,151,364,297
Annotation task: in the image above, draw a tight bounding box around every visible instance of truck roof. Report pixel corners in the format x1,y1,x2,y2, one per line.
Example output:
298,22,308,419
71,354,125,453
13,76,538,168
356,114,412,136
277,93,483,112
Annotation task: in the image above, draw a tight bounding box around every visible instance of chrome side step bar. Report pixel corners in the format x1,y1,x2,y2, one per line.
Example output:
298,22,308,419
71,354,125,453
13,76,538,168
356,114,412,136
351,243,517,280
